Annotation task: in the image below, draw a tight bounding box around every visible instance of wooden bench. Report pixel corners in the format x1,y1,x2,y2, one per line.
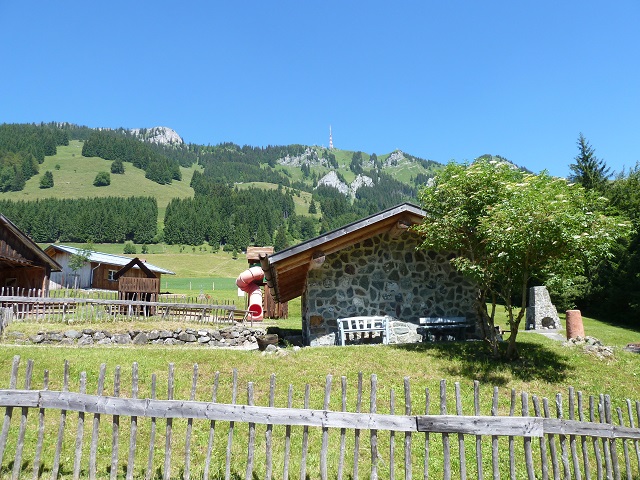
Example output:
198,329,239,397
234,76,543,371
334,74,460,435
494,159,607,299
337,316,390,346
419,317,470,342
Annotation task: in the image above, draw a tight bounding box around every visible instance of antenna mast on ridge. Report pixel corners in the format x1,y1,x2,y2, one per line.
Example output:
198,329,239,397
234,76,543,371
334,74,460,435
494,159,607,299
329,125,334,150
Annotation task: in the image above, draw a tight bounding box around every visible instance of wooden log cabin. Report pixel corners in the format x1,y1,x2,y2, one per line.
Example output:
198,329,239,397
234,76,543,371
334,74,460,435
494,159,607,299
0,213,62,293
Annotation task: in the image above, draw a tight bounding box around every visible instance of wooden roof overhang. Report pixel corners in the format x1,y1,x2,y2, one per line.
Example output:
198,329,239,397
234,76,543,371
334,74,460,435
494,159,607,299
114,258,157,280
0,213,62,272
260,203,426,303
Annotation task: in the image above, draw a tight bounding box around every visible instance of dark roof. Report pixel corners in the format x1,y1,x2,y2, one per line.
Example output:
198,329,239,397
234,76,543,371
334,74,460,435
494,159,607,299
261,203,426,302
0,213,62,271
114,257,157,280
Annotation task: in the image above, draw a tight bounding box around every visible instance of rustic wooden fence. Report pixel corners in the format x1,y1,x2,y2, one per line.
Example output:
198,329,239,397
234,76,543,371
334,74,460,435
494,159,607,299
0,291,249,330
0,356,639,479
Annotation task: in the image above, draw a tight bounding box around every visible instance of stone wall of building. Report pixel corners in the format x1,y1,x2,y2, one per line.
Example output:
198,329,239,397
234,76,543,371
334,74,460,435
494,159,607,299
302,233,479,346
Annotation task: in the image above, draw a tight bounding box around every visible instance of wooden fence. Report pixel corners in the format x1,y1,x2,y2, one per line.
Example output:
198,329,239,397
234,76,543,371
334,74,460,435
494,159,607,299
0,356,639,479
0,293,249,330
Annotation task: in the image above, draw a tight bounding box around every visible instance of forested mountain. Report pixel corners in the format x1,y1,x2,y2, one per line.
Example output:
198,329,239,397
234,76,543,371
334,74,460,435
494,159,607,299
0,122,441,250
0,124,69,192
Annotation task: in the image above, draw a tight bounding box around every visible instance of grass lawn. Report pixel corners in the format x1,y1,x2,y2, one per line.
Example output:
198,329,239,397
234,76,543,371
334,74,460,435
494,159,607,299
0,141,199,211
0,311,639,478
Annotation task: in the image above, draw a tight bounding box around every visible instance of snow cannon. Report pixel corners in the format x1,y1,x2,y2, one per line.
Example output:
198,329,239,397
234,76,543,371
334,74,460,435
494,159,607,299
235,265,265,321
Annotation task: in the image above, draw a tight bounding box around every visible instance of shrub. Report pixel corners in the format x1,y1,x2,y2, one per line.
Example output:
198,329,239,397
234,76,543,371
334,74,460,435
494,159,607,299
93,172,111,187
123,242,137,254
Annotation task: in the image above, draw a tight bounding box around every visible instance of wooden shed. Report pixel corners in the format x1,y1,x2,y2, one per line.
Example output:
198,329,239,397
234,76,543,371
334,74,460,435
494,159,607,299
0,213,62,294
114,257,160,301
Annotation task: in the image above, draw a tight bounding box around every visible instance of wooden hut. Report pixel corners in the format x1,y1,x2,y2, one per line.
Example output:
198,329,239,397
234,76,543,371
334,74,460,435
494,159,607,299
114,257,160,302
0,213,61,294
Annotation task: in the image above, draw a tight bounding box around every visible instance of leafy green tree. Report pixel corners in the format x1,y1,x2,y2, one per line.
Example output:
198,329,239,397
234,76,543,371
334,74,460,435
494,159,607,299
69,242,94,288
308,199,317,214
414,160,631,359
39,170,54,189
93,172,111,186
569,133,611,191
111,159,125,174
123,241,137,254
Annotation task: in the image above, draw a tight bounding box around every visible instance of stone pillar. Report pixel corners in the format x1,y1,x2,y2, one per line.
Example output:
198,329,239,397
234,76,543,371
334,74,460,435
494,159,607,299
525,286,561,330
565,310,585,339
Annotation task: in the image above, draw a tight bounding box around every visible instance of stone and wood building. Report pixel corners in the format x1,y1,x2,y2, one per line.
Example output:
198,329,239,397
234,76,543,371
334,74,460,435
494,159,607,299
45,244,174,292
260,203,480,346
0,213,62,294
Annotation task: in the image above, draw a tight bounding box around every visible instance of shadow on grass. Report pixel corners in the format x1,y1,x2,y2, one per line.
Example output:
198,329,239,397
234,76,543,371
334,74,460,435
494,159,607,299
393,339,572,387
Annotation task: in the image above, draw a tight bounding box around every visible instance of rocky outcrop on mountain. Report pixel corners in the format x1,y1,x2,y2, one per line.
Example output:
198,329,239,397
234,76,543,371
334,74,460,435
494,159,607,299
130,127,184,145
278,147,330,168
316,171,374,197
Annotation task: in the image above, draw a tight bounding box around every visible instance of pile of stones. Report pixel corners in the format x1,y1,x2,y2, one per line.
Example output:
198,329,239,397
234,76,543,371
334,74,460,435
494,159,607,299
563,336,614,359
7,325,268,349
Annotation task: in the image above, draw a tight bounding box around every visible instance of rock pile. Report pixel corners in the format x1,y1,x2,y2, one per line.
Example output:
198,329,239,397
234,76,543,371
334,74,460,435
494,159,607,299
563,336,614,359
8,326,267,349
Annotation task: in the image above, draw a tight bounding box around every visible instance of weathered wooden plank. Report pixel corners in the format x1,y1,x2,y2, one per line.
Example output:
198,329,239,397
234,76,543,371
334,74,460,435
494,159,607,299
164,363,174,480
203,371,219,480
352,372,363,480
11,358,33,480
456,382,467,480
474,381,483,480
589,395,603,480
110,366,121,480
144,374,157,480
599,396,613,480
72,372,86,480
577,392,591,480
403,377,412,480
283,384,293,480
491,387,499,480
532,395,549,480
225,369,237,480
245,382,255,480
265,373,275,480
338,376,347,480
441,380,451,480
521,392,535,480
183,363,198,480
321,374,332,480
89,364,106,480
425,387,431,480
389,388,396,480
629,399,640,479
616,407,632,480
126,363,139,480
0,355,20,469
32,370,49,480
568,387,582,480
370,374,379,480
543,397,560,480
300,383,310,480
51,360,70,480
509,388,516,480
556,393,571,480
604,396,621,480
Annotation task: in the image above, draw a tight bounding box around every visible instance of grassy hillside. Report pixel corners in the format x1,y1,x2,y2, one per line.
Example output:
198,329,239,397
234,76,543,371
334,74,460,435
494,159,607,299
0,141,200,214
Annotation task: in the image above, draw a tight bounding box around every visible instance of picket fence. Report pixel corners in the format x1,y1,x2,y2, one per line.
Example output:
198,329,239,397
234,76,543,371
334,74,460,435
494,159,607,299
0,356,639,480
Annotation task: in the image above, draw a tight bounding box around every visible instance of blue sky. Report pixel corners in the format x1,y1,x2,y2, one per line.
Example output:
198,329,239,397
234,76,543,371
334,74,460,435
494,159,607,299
1,1,638,178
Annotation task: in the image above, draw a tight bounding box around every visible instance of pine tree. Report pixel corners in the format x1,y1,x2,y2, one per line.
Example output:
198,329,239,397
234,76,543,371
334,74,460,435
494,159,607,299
39,170,54,189
569,133,611,191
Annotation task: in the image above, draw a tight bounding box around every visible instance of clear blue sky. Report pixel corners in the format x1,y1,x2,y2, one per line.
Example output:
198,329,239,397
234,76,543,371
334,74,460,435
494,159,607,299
1,1,638,178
